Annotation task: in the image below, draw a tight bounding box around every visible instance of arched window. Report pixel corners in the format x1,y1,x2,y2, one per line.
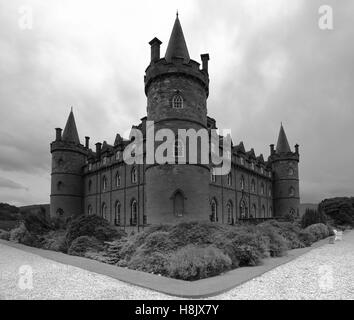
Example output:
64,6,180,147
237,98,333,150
251,162,255,170
240,200,248,219
269,206,273,217
131,167,137,184
173,190,184,217
268,187,272,197
58,158,64,167
289,186,295,197
131,200,138,225
115,151,121,160
88,180,92,192
288,167,294,176
240,157,244,165
115,201,121,226
289,208,296,217
172,94,183,109
87,205,92,215
262,205,266,218
101,203,107,220
56,208,64,217
174,139,185,158
102,176,107,191
115,172,121,187
251,179,256,193
57,181,63,191
210,199,218,222
226,201,233,224
240,175,245,190
251,204,257,218
260,182,265,195
210,169,216,183
227,172,232,186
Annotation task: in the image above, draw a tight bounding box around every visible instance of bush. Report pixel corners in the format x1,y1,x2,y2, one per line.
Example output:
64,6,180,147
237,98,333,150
168,245,232,281
128,251,170,275
39,230,68,253
68,236,105,257
9,222,39,247
66,215,126,245
298,229,316,246
301,208,327,228
22,211,53,235
0,229,10,240
257,223,288,257
304,223,329,241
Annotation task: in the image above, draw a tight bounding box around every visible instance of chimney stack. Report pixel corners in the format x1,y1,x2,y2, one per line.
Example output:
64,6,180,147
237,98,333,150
201,54,210,73
270,144,275,155
149,37,162,63
95,142,102,159
85,136,90,149
295,144,299,155
55,128,62,141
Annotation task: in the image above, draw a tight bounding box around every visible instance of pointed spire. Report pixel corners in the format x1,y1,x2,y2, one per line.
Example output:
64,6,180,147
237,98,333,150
165,14,190,63
62,109,80,144
276,123,291,154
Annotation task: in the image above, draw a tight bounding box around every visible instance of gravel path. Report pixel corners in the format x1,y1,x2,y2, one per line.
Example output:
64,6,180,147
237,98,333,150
0,244,173,300
1,231,353,300
213,231,354,300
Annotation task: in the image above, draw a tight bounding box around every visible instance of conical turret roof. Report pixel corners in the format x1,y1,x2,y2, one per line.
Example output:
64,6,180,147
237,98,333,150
62,109,80,144
276,123,291,154
165,14,190,63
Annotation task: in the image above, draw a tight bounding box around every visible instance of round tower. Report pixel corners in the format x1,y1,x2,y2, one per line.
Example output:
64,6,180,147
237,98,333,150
50,110,87,218
269,124,300,218
144,15,211,224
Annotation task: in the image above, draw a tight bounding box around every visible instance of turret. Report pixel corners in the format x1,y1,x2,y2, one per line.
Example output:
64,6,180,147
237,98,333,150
269,124,300,218
144,14,211,224
50,109,87,218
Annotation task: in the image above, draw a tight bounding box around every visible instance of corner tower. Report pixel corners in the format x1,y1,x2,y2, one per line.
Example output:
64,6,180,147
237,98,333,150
50,109,87,218
144,14,211,224
269,124,300,218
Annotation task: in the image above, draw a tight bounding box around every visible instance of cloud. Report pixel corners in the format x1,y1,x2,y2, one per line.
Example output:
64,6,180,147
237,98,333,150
0,177,27,190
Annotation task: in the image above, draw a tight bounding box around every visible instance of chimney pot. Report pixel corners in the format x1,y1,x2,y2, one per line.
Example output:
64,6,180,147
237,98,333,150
55,128,62,141
85,136,90,149
149,37,162,63
95,142,102,159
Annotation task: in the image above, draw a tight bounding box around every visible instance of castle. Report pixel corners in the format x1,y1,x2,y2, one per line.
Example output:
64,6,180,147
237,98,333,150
50,15,300,230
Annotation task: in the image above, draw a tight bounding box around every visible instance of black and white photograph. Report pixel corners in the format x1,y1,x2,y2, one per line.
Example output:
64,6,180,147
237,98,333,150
0,0,353,307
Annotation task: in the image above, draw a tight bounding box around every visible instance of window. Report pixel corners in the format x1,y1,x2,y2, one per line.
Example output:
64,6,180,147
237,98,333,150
240,175,245,190
251,162,255,170
56,208,64,217
131,200,138,225
174,139,185,158
101,203,107,220
240,201,248,219
226,201,233,224
251,204,257,218
131,167,137,183
88,180,92,192
102,176,107,191
288,167,294,176
268,187,272,197
88,205,92,215
269,206,273,217
260,183,265,195
240,157,244,165
289,186,295,197
57,181,63,191
210,169,216,182
260,167,264,174
58,158,64,167
115,201,121,226
251,179,256,193
172,94,183,109
115,151,121,160
262,205,266,217
115,172,121,187
102,156,107,165
210,199,218,222
227,172,232,186
173,191,184,217
88,163,92,171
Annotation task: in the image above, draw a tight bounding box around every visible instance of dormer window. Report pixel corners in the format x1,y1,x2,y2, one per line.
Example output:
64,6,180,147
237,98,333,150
102,157,107,165
115,151,121,160
172,94,183,109
260,167,264,174
251,162,255,170
240,157,244,165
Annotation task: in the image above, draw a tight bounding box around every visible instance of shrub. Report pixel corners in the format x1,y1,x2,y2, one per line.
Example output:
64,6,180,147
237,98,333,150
0,229,10,240
128,251,170,275
298,229,316,246
66,215,126,245
9,222,39,247
304,223,329,241
301,208,327,228
68,236,105,257
22,211,53,235
39,230,68,253
168,245,232,281
257,223,288,257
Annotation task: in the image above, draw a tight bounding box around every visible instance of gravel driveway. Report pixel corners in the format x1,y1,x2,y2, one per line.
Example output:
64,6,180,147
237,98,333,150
1,231,353,300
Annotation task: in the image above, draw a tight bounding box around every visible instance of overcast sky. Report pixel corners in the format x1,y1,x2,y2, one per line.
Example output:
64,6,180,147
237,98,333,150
0,0,353,206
